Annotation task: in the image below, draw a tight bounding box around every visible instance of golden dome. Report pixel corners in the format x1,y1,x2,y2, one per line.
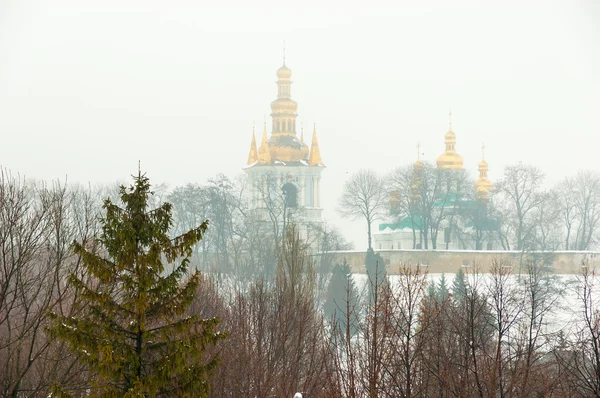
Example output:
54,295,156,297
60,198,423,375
436,126,464,169
245,60,322,167
444,130,456,142
414,142,424,168
474,145,494,200
478,159,489,170
268,136,309,163
276,64,292,80
473,178,494,191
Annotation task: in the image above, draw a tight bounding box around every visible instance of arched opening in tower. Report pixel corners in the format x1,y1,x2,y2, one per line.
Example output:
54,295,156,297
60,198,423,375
282,182,298,209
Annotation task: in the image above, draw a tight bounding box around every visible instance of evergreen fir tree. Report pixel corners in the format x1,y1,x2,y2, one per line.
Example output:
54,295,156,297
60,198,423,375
451,268,469,302
427,283,438,300
438,273,450,302
365,248,385,287
49,172,225,397
324,258,359,335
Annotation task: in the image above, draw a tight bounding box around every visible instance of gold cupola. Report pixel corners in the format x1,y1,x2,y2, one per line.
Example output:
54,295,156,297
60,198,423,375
267,62,310,164
436,111,464,169
474,144,494,200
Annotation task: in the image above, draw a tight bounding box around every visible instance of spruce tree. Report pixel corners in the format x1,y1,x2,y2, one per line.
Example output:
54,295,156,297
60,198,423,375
438,273,449,302
451,268,468,302
365,249,385,287
324,259,359,335
49,172,225,397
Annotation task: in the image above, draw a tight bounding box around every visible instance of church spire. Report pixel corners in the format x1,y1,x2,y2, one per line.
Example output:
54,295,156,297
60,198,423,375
247,123,258,165
474,143,494,200
257,121,272,165
436,111,463,169
415,141,423,168
271,54,297,137
308,123,324,166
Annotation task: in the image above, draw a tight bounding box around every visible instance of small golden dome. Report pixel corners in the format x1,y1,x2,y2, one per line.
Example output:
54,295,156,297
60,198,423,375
276,64,292,79
474,145,494,200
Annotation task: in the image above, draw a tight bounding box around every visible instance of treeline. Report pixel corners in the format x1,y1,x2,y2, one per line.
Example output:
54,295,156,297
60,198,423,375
339,164,600,251
2,169,600,397
166,174,353,275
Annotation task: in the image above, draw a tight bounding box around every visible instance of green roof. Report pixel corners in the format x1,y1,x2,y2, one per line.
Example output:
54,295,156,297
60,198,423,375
379,215,424,231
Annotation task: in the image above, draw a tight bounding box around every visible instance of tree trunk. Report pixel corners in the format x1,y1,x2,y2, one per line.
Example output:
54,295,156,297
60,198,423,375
367,220,372,250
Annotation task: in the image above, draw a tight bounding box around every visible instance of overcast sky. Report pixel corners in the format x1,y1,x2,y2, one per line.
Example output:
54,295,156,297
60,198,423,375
1,0,599,249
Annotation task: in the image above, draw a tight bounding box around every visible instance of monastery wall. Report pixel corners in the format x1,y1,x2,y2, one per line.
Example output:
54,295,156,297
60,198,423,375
319,250,600,275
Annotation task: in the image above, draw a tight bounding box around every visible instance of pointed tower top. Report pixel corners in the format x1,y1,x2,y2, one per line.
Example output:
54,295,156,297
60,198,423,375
247,123,258,165
258,122,272,165
475,143,494,200
437,111,463,169
276,45,292,81
308,123,324,166
415,142,424,168
300,122,304,143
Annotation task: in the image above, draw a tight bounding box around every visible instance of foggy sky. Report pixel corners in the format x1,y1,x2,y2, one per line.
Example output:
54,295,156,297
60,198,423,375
1,0,599,249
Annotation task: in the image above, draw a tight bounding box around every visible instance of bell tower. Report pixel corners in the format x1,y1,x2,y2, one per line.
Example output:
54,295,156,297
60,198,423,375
244,59,325,231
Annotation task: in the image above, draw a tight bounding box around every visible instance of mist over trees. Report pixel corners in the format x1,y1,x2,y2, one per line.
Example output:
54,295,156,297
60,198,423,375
2,166,600,397
351,161,600,252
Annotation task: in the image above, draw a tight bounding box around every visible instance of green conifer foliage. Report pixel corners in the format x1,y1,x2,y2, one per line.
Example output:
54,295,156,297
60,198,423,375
324,259,359,335
451,268,468,302
49,172,225,397
437,273,449,302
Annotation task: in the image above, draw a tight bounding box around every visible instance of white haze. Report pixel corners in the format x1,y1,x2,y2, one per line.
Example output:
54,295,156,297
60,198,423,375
1,0,599,248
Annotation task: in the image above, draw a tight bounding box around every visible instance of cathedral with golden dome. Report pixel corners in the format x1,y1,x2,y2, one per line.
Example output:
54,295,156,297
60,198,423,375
376,114,497,251
244,60,325,229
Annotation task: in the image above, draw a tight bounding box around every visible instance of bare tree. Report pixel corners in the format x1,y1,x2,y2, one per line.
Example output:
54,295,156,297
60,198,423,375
385,262,430,398
0,171,100,397
387,163,471,250
358,260,393,398
555,261,600,396
497,164,545,250
338,169,386,250
485,258,524,397
529,190,563,251
556,177,578,250
205,227,335,398
511,257,564,396
572,170,600,250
